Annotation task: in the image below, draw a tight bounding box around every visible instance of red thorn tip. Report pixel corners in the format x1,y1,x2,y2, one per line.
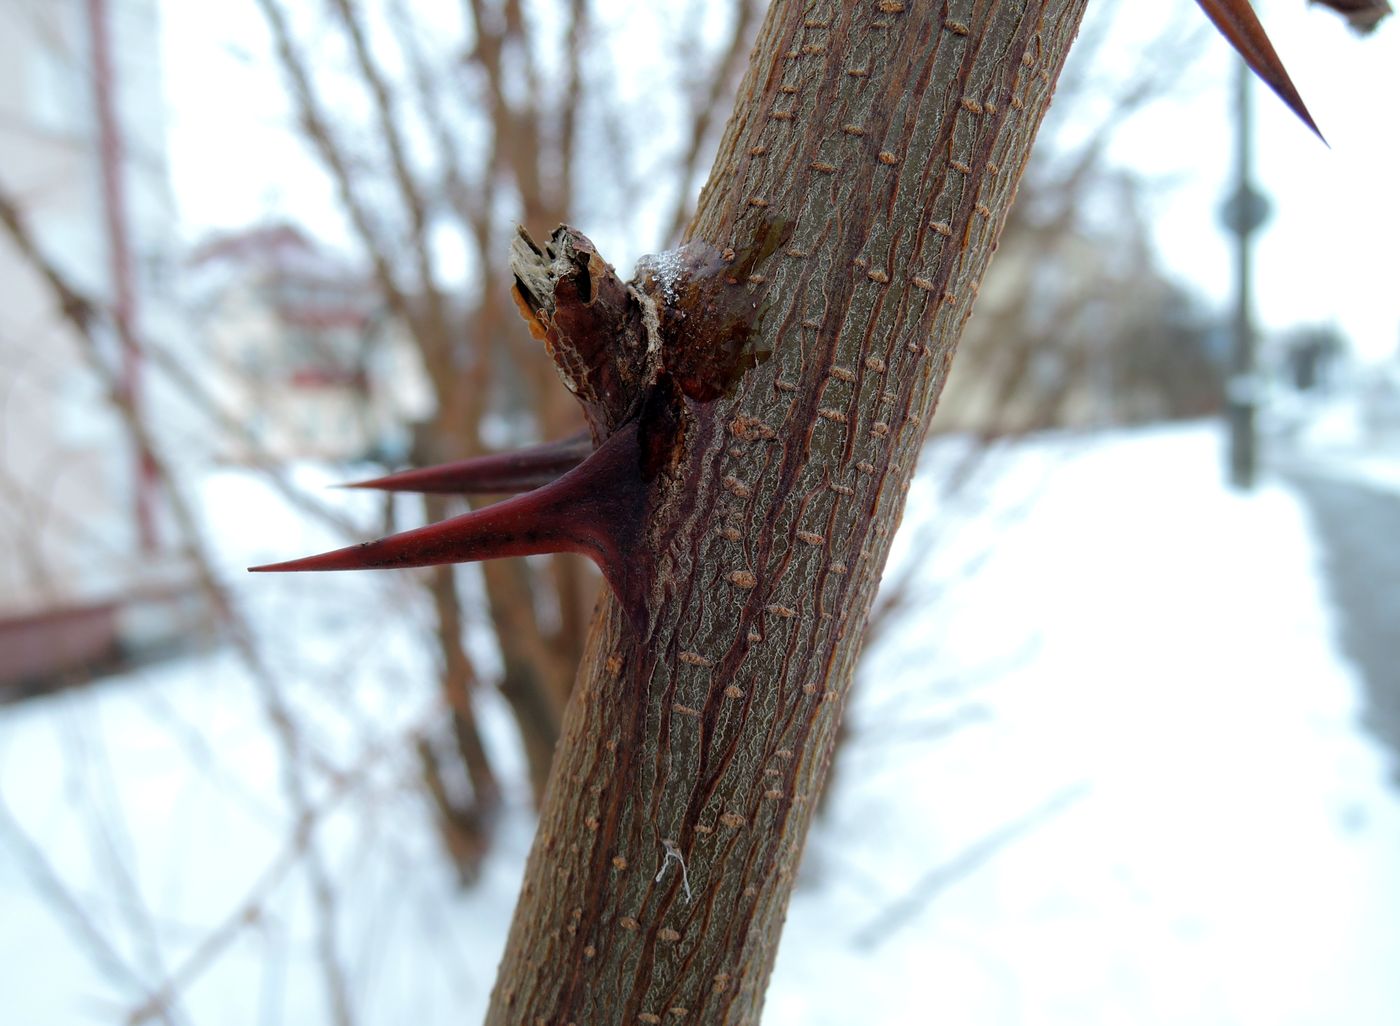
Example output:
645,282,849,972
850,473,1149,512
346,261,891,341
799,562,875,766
250,421,650,630
1195,0,1325,142
342,431,593,495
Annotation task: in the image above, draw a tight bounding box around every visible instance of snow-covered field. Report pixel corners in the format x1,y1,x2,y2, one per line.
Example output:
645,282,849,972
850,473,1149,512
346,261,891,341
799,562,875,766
2,422,1397,1026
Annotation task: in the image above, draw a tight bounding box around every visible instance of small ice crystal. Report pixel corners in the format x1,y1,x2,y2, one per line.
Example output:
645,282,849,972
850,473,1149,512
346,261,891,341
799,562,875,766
637,246,686,306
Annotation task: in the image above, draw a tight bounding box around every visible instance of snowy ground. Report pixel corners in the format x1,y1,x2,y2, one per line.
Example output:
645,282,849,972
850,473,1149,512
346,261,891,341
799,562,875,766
2,422,1398,1026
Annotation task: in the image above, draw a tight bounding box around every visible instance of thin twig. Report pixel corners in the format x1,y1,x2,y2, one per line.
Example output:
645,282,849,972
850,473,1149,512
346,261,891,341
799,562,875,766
328,0,460,393
0,796,179,1025
663,0,762,244
1,184,358,1026
850,783,1091,950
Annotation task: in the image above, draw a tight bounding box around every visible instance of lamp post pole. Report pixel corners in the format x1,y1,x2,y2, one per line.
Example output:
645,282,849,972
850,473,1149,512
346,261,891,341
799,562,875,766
1222,52,1270,490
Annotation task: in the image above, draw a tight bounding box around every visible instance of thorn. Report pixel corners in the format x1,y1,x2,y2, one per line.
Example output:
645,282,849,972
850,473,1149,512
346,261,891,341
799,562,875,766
251,420,651,630
341,431,593,495
1195,0,1326,143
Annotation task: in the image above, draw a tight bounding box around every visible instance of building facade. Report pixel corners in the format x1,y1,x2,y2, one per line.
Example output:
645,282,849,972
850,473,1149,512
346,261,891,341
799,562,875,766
186,223,432,465
0,0,204,694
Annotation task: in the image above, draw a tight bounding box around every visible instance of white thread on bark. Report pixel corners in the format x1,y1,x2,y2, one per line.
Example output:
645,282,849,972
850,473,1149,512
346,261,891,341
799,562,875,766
655,838,693,903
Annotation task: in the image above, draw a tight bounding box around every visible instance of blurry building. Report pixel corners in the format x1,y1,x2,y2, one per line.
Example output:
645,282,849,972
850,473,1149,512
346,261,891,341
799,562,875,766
0,0,205,697
935,186,1224,437
185,223,432,464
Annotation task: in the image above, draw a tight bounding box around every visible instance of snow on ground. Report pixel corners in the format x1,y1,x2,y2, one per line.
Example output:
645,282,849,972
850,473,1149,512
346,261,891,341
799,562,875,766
773,424,1400,1025
1272,388,1400,496
2,423,1398,1025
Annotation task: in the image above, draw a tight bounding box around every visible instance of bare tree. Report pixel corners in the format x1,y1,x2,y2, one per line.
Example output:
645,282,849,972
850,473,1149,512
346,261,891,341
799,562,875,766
3,1,1384,1022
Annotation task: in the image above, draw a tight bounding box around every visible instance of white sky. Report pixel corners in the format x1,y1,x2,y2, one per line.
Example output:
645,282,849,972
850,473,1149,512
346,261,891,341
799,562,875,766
157,0,1400,362
1107,3,1400,364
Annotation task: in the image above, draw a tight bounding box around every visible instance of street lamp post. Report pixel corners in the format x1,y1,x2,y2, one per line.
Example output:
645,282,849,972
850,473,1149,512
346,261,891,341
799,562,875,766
1220,53,1272,491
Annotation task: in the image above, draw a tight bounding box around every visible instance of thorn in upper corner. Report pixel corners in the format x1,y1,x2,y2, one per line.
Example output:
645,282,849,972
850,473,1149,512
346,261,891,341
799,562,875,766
1312,0,1392,37
340,431,594,495
1194,0,1327,144
251,419,652,631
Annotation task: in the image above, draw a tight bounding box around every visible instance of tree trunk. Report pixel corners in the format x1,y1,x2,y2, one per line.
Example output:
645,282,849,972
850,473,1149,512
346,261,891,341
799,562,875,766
486,1,1087,1022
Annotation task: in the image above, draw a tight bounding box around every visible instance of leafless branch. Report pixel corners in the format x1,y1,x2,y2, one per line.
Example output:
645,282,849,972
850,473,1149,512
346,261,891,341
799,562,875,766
0,795,179,1025
1,184,357,1026
328,0,460,403
663,0,763,243
254,0,427,380
851,783,1091,951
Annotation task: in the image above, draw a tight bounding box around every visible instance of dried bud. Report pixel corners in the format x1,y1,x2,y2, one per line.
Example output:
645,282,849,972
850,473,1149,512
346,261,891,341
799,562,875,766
510,226,659,440
1311,0,1392,35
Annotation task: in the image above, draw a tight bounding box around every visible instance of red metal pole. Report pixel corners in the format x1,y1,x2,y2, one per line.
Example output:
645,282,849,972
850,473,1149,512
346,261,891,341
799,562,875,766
88,0,159,552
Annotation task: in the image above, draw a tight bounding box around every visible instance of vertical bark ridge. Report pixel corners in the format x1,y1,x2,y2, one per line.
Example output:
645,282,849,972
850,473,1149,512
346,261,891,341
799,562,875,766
486,2,1087,1023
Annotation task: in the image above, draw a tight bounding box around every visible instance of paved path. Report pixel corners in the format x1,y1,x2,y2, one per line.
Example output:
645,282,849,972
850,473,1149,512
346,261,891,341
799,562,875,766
1287,469,1400,786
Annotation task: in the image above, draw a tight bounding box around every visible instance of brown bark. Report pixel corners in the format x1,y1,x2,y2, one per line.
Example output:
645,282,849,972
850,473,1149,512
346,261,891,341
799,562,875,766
485,1,1088,1022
